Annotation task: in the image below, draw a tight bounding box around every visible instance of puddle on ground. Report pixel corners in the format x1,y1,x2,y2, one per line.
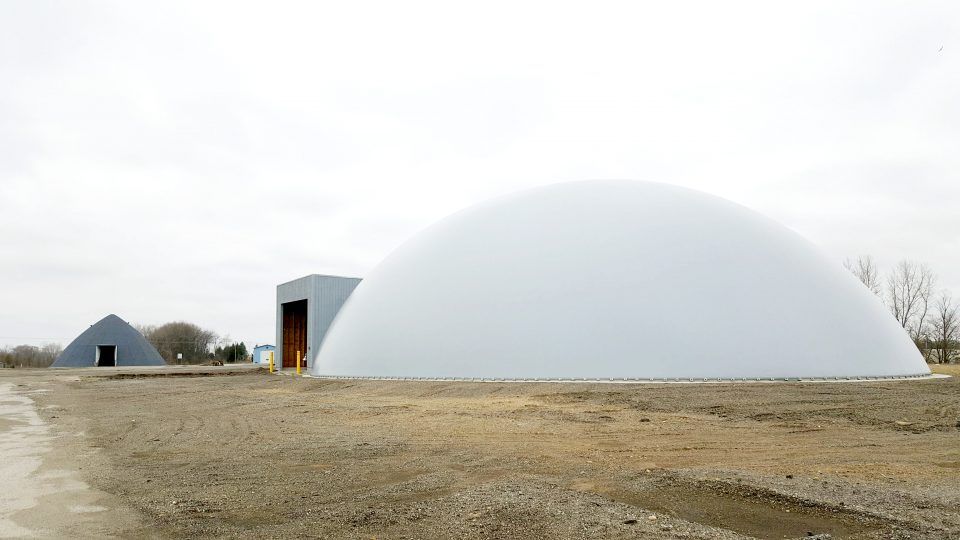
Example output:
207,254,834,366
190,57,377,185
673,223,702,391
69,505,108,513
609,483,880,539
0,382,125,536
0,383,52,537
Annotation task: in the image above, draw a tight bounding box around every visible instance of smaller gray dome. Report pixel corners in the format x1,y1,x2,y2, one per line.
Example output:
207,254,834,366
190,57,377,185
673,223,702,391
52,314,166,367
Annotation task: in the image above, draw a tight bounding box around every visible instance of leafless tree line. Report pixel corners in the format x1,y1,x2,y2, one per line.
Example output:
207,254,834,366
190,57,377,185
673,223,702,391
844,256,958,363
0,343,63,368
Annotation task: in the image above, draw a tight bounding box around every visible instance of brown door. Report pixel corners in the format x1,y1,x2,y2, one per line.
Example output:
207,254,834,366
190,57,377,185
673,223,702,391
282,300,308,368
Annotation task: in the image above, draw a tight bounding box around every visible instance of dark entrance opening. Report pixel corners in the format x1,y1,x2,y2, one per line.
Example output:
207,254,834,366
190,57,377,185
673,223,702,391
282,299,308,368
97,345,117,367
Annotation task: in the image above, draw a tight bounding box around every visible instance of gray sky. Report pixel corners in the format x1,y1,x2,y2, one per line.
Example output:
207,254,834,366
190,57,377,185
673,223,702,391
1,1,958,349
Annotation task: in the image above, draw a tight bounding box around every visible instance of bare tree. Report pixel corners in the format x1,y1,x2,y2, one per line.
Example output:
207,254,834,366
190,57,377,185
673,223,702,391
134,323,155,337
886,260,935,345
41,342,63,361
843,255,882,296
138,322,218,364
929,292,959,364
0,343,63,368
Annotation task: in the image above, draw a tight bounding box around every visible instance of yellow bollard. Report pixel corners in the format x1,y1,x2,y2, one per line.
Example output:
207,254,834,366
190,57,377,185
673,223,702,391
296,350,301,376
268,351,274,373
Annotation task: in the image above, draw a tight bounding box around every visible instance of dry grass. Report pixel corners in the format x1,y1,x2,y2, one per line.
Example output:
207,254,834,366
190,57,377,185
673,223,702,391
931,363,960,376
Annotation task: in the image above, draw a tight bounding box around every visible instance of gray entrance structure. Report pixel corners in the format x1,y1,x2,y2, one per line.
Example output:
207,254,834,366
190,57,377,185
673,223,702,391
275,274,361,371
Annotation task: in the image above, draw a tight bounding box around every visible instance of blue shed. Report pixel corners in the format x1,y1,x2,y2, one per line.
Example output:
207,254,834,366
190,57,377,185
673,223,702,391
252,344,276,365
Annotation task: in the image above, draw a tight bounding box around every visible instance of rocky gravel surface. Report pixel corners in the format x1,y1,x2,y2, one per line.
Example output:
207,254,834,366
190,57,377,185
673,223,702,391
3,364,958,539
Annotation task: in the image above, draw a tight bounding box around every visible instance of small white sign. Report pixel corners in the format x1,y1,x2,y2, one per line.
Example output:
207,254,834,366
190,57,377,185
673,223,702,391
177,353,183,360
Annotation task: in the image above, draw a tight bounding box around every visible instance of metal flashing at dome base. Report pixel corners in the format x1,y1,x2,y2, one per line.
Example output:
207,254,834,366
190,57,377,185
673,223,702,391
306,373,939,383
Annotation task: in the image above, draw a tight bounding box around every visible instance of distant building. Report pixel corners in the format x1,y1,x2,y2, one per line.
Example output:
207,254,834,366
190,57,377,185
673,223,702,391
52,314,165,368
252,344,276,365
275,274,361,372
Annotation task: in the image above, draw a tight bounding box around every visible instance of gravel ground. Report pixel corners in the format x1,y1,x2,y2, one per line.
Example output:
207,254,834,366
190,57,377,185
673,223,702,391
2,364,958,539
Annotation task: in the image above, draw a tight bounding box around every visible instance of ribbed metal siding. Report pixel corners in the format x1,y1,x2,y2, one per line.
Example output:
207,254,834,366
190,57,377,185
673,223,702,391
275,274,361,370
52,314,165,367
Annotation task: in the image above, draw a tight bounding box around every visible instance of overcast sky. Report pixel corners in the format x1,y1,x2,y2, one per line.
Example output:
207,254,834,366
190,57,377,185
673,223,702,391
1,1,958,349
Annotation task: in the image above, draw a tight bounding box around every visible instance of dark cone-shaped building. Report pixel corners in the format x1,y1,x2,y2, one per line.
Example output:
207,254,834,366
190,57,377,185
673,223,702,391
52,314,166,367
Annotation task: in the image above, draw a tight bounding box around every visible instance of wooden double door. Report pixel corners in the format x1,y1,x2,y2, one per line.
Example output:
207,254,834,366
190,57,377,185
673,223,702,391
282,299,308,368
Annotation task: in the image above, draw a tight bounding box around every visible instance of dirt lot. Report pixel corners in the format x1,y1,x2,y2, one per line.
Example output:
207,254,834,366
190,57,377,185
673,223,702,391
3,364,959,539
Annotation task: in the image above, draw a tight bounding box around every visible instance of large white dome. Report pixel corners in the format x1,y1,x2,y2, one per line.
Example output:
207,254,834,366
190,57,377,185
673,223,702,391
314,181,928,380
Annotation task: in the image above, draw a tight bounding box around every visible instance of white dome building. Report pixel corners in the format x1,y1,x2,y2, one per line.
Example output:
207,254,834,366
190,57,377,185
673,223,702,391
313,181,929,381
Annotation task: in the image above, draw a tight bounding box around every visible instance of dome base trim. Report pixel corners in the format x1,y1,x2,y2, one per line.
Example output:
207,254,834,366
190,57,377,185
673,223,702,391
305,373,939,383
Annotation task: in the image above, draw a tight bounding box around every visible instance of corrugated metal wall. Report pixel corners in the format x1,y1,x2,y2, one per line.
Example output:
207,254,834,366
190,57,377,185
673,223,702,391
275,274,361,370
